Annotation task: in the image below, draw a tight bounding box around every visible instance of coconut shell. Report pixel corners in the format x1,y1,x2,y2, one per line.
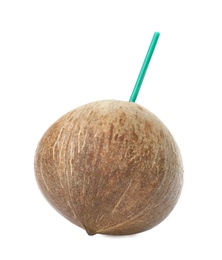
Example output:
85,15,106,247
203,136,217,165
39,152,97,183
34,100,183,235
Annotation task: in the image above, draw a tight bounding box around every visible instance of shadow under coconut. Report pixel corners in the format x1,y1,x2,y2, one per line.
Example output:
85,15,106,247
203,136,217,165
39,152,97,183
100,233,139,239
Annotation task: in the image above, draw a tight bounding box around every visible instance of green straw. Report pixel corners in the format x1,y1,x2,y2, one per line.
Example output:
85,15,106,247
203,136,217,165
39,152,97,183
129,32,160,102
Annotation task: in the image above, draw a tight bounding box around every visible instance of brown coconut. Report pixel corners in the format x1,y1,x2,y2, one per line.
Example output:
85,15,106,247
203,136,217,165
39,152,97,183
34,100,183,235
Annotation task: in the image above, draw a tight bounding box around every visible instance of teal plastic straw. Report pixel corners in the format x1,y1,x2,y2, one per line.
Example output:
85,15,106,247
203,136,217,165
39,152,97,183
129,32,160,102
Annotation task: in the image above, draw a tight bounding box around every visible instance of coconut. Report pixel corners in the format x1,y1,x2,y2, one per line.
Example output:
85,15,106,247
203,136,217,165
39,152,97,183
34,100,183,235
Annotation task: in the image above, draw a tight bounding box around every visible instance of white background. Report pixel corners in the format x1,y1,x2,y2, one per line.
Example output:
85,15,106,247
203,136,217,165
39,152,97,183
0,0,222,259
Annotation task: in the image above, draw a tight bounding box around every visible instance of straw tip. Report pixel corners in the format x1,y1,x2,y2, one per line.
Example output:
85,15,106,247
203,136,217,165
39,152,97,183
154,32,160,37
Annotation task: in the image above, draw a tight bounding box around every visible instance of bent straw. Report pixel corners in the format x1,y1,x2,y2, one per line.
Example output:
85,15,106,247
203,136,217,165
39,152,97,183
129,32,160,102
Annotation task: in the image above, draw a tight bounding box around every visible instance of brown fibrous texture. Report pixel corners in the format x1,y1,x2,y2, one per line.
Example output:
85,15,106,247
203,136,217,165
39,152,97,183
34,100,183,235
